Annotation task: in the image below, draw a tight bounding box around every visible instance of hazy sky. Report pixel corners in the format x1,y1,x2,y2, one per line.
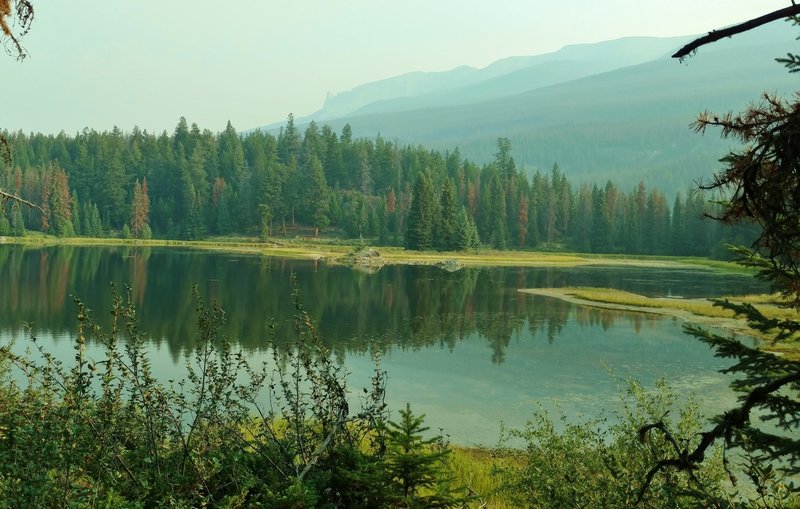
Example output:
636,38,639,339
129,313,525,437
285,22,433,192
1,0,790,134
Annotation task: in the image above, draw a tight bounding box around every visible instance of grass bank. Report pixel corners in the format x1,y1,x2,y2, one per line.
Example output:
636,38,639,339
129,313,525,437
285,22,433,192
0,234,752,272
520,287,800,358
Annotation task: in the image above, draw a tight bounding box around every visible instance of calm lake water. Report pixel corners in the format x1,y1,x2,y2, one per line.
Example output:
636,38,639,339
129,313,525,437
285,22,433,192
0,245,768,445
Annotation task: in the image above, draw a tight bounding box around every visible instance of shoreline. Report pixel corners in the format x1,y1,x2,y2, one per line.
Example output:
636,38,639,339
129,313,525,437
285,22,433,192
0,235,749,272
518,287,798,359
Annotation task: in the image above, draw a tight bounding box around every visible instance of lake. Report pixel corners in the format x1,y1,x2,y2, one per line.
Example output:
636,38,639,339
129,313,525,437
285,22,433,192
0,245,767,445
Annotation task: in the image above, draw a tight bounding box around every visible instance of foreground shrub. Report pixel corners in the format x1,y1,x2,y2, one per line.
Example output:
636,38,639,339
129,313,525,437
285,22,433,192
0,281,463,507
496,378,728,508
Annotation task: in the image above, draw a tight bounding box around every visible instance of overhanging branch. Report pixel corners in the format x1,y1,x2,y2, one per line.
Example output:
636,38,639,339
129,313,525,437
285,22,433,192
0,188,44,213
637,369,800,503
673,4,800,59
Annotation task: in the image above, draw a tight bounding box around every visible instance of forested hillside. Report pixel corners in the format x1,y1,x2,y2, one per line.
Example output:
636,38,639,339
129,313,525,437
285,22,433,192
0,117,755,256
266,23,797,198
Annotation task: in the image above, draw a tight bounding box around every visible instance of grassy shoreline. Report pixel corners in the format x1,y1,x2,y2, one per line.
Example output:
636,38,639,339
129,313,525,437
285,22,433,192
520,287,799,358
1,234,752,272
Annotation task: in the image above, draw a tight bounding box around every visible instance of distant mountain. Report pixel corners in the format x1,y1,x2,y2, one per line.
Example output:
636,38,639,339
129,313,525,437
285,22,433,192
314,36,688,120
255,22,799,196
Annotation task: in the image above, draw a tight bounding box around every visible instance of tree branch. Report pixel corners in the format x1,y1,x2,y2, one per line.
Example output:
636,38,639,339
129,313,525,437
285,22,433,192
673,5,800,59
0,187,44,213
637,369,800,503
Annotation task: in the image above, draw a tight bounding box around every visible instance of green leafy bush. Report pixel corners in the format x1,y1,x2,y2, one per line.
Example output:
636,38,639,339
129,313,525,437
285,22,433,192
496,378,727,508
0,280,465,507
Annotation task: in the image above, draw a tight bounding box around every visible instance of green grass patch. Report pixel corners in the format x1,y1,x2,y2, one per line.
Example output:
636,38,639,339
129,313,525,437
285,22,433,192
447,446,518,508
563,287,797,321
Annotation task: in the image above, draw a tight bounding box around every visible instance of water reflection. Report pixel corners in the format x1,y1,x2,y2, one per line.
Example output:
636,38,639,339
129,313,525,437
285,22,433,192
0,245,765,364
0,245,761,444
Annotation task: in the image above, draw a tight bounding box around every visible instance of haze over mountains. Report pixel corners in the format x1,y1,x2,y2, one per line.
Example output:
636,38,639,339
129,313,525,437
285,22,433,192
256,22,798,196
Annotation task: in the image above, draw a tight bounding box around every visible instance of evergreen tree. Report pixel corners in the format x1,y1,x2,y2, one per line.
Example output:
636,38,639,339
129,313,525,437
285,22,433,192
488,173,507,249
10,204,25,237
99,128,127,228
436,179,458,251
218,121,246,190
572,183,593,252
591,184,611,253
405,172,437,250
0,213,10,236
384,404,461,508
671,193,686,255
455,207,480,251
494,137,516,183
257,203,271,241
130,177,151,239
70,190,81,236
277,113,301,165
300,154,330,236
47,166,74,237
216,182,235,236
179,159,202,239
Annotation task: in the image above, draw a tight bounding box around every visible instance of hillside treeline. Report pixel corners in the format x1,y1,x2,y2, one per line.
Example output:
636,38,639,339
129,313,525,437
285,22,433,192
0,116,755,256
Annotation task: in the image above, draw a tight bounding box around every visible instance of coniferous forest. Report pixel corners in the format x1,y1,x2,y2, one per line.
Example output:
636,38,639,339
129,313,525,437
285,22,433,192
1,115,756,257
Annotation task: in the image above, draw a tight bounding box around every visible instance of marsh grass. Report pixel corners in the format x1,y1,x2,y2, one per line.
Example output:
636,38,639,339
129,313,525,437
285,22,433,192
564,287,797,321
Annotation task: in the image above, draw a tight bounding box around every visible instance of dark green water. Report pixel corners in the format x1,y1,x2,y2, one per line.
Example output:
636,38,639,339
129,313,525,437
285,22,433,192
0,245,768,444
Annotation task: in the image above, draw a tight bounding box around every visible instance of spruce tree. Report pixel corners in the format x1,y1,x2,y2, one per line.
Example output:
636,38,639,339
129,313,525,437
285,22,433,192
455,207,480,251
71,191,81,236
488,172,507,249
300,154,330,236
405,172,436,250
10,204,24,237
384,404,461,508
436,179,458,251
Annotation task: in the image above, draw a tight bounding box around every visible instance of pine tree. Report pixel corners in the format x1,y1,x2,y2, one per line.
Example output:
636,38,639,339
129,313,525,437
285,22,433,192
99,129,127,228
257,203,271,241
10,203,25,237
671,192,687,255
179,159,202,239
218,121,246,190
300,154,330,236
488,173,507,249
47,166,74,237
405,172,436,250
71,191,81,236
436,179,458,251
455,207,480,251
384,404,461,508
277,113,301,165
0,212,9,236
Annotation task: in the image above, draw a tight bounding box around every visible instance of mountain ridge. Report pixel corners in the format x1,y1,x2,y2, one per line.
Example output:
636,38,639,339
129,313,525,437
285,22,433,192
253,22,798,196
